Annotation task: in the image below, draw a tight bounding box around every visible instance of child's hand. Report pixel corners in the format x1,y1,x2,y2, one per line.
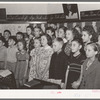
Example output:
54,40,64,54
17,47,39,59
60,83,65,89
71,81,80,89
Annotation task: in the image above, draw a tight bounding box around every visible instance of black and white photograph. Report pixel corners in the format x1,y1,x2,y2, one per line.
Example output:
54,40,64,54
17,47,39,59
63,4,79,19
0,3,100,98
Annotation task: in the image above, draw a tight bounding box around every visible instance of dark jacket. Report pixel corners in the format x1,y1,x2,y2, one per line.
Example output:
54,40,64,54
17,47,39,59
49,51,69,82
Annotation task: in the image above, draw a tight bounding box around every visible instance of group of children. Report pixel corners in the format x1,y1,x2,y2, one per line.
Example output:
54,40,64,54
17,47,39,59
0,23,100,89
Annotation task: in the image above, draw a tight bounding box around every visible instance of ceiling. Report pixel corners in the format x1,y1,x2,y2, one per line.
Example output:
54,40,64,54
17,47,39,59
0,3,100,15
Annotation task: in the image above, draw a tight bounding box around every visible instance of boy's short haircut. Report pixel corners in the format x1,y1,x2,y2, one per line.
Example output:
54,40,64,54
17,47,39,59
4,30,11,36
9,36,17,44
16,32,24,38
54,37,64,46
34,26,41,31
27,25,33,31
46,27,55,33
0,36,6,43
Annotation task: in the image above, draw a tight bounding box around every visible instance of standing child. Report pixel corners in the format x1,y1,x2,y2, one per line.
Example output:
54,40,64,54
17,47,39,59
58,27,67,43
82,25,98,50
49,38,69,88
72,43,100,89
26,26,34,53
28,37,41,81
16,32,24,42
15,40,29,88
34,27,42,38
6,36,18,75
38,34,53,80
46,27,55,41
63,28,80,56
0,37,7,69
3,30,11,48
26,26,34,40
81,43,100,89
65,38,86,89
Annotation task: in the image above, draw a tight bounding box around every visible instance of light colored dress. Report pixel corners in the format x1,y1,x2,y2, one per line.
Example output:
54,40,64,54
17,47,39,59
38,46,53,80
28,48,41,81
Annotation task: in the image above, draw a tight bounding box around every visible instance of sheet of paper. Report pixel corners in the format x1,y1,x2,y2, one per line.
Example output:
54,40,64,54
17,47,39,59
0,70,12,77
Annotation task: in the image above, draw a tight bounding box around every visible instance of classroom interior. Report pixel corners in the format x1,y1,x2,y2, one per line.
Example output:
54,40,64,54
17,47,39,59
0,3,100,89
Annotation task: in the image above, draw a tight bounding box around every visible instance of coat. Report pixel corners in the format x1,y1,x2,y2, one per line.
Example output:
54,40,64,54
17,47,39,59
49,51,69,83
80,58,100,89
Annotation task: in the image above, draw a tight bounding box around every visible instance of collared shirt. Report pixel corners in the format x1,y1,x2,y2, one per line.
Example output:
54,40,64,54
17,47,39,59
63,38,67,43
0,46,7,61
7,45,18,62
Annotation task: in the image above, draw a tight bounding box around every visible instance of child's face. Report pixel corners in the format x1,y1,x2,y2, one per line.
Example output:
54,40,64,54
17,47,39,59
17,42,24,51
53,41,62,52
85,45,97,58
82,31,91,43
26,28,32,35
46,30,53,37
8,39,15,46
71,41,81,53
34,28,40,38
34,39,41,48
41,36,48,47
16,34,23,40
58,28,65,39
66,30,73,41
3,32,10,40
0,40,4,48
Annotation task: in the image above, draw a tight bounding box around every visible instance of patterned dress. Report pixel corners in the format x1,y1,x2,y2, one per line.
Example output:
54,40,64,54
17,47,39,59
38,46,53,80
15,51,29,80
28,48,41,81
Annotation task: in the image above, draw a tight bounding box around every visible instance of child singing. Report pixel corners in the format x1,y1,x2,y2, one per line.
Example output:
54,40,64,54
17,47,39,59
15,40,29,88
